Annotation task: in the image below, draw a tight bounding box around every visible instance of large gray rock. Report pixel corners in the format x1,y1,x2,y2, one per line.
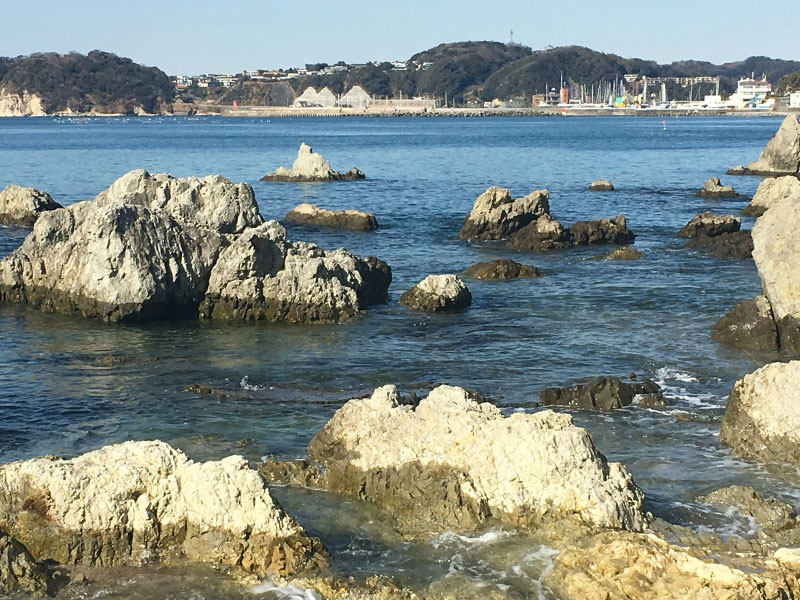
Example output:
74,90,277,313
508,214,635,251
199,221,390,322
0,441,325,577
744,115,800,176
697,177,738,198
261,143,365,182
399,274,471,312
0,531,50,595
540,376,664,410
712,296,779,351
720,361,800,465
0,185,62,226
677,211,740,238
457,186,550,240
262,385,645,537
285,203,377,232
743,176,800,217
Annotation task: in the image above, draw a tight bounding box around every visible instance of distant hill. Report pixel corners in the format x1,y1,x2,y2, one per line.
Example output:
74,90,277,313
777,71,800,95
0,50,174,115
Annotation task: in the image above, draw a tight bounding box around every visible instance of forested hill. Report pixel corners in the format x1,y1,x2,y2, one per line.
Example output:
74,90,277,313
0,51,174,114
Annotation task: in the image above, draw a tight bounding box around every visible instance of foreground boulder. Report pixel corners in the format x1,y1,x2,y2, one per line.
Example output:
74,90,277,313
720,361,800,465
399,274,471,312
199,222,391,322
697,177,738,198
740,115,800,176
743,175,800,217
712,296,779,351
457,186,549,240
0,185,62,226
261,385,645,537
0,531,50,595
588,179,614,191
464,258,541,280
0,441,325,577
508,214,635,251
540,376,665,410
261,143,365,182
285,203,377,232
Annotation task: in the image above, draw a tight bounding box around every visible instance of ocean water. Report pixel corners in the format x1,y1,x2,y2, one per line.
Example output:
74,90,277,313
0,115,796,598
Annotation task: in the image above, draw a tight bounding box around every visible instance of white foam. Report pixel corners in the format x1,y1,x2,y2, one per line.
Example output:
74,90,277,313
430,528,514,549
240,376,261,391
248,581,322,600
655,366,698,383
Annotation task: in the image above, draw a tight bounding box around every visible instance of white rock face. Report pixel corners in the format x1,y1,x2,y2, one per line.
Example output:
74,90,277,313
0,91,46,117
744,176,800,217
458,186,550,240
262,143,364,182
0,185,62,226
307,385,645,532
0,441,323,576
399,273,472,312
746,115,800,175
720,361,800,464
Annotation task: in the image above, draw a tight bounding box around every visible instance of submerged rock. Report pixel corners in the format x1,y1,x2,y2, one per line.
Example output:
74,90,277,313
0,185,62,226
261,143,365,182
399,274,471,312
0,441,325,577
592,245,645,260
697,177,738,198
742,175,800,217
698,486,797,532
540,376,665,410
686,230,753,259
457,186,550,240
743,115,800,176
712,296,779,351
262,384,646,537
464,258,542,280
720,361,800,465
509,214,635,251
0,531,50,595
284,203,377,232
588,179,614,191
677,211,740,238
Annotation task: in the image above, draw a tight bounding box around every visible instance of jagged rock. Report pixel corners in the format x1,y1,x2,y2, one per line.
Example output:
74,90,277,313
743,176,800,217
544,530,800,600
677,211,740,238
464,258,541,280
0,185,62,226
540,376,665,410
697,177,738,198
457,186,549,240
261,143,365,182
262,385,646,537
0,531,50,595
686,230,753,259
720,361,800,465
399,274,471,312
588,179,614,191
284,203,377,232
592,246,645,260
744,115,800,176
712,296,779,351
199,222,391,323
508,215,634,251
698,486,797,531
0,441,325,577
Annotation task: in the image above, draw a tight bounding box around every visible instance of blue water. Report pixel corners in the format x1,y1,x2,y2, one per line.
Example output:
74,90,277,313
0,115,795,597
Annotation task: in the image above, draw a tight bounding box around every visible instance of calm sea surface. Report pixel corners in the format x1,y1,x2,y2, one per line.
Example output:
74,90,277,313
0,115,795,598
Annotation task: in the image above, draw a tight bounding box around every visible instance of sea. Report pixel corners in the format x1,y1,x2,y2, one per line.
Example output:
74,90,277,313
0,115,796,599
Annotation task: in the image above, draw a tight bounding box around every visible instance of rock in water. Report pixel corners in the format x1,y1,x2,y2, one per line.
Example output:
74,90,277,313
698,486,797,531
712,296,779,351
697,177,738,198
261,143,365,182
284,203,377,232
0,441,325,577
592,246,645,260
399,274,471,312
540,376,664,410
0,185,62,226
0,531,50,595
464,258,542,280
677,211,740,238
720,361,800,465
745,115,800,176
508,215,635,251
743,176,800,217
200,222,391,322
264,385,645,536
457,186,550,240
686,230,753,259
588,179,614,191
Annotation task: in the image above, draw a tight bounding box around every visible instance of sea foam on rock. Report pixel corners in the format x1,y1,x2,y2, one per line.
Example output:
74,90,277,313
0,185,62,226
0,440,326,577
261,384,646,537
261,143,365,182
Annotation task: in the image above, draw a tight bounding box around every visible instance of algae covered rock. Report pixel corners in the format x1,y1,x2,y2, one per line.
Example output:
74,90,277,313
457,186,549,240
0,185,62,226
399,274,471,312
464,258,542,280
677,211,740,238
540,376,664,410
509,214,635,251
711,296,779,351
261,143,365,182
285,203,377,232
0,531,50,595
592,245,645,260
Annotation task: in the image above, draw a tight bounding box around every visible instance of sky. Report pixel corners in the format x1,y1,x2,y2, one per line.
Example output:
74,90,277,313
2,0,798,75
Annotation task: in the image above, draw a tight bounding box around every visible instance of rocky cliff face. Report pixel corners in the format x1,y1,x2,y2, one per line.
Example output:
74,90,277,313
0,90,45,116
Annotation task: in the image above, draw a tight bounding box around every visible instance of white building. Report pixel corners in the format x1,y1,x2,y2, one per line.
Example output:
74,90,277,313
791,92,800,108
216,74,238,88
729,76,772,108
339,86,372,108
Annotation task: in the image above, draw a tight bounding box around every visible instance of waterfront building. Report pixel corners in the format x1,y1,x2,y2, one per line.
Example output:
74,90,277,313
790,92,800,108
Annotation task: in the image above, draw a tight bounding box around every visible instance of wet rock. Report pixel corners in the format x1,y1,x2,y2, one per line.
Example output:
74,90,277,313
697,177,738,198
539,376,665,410
0,185,62,226
591,245,645,260
284,203,377,232
686,230,753,259
568,215,636,246
457,186,549,240
677,211,740,238
776,315,800,355
509,215,635,251
698,486,797,531
588,179,614,191
727,164,747,175
712,296,779,351
264,385,646,537
464,258,542,280
399,274,471,312
506,213,570,250
743,176,800,217
261,143,365,182
744,115,800,176
0,441,326,577
199,222,391,323
720,361,800,465
0,531,50,595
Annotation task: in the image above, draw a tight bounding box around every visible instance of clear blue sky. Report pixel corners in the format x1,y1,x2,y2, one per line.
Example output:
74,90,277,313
2,0,798,75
